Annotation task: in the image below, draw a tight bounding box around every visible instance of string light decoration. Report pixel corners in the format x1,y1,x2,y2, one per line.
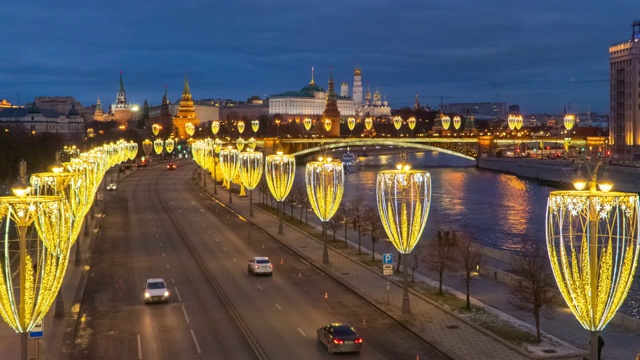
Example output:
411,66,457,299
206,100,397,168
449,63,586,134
265,152,296,234
153,138,163,155
152,123,161,136
306,158,344,264
508,115,517,131
251,120,260,134
303,118,313,132
393,116,403,131
185,122,195,137
247,138,257,151
239,150,264,217
564,114,576,131
142,139,152,157
453,116,462,130
364,117,373,131
515,114,523,130
441,115,451,130
211,139,223,194
236,137,245,151
211,120,220,136
165,138,175,154
324,119,332,132
407,117,416,131
237,120,245,134
377,164,432,313
219,147,240,204
546,160,640,359
347,117,356,136
127,141,138,161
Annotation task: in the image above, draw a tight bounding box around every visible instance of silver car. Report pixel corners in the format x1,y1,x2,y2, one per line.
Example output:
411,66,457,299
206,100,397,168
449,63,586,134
317,323,363,353
248,257,273,276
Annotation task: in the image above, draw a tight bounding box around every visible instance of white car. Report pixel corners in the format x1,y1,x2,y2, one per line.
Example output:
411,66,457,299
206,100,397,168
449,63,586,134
248,257,273,276
143,278,170,303
107,183,117,191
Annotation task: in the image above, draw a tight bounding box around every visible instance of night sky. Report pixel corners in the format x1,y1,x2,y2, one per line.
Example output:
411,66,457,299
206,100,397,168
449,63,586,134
1,0,637,114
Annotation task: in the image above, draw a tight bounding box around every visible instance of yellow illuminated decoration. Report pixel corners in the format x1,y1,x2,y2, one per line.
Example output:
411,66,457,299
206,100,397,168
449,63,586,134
407,117,416,131
564,137,572,152
265,152,296,234
152,123,161,136
515,114,523,130
247,138,257,151
154,138,164,155
393,116,403,131
304,118,312,131
127,141,138,160
364,117,373,131
564,114,576,131
236,137,245,151
453,116,462,130
211,120,220,136
323,119,332,132
347,117,356,131
165,138,175,153
185,122,195,137
219,148,240,203
508,115,517,130
251,120,260,134
237,120,245,134
441,115,451,130
239,150,264,217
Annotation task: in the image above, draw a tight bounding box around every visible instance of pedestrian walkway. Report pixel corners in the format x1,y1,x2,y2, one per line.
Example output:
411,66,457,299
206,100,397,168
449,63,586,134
206,182,640,360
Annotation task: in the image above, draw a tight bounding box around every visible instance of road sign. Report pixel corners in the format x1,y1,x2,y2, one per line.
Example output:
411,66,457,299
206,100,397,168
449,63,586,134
382,253,393,265
29,320,43,338
383,264,393,276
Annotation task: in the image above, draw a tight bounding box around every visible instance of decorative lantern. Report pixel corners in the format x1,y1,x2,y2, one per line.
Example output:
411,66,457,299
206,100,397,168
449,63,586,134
236,137,245,152
165,138,175,153
407,117,416,131
441,115,451,130
265,152,296,234
211,120,220,136
247,137,257,151
393,116,403,130
237,120,245,134
453,116,462,130
152,123,161,136
153,138,164,155
365,117,373,131
142,139,152,157
251,120,260,134
239,150,264,217
515,115,523,130
185,122,195,137
304,118,313,132
219,148,240,204
348,117,356,131
564,114,576,131
324,119,332,132
507,115,516,130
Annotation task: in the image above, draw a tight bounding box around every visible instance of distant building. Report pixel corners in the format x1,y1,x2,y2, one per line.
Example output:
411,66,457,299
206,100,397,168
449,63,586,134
34,96,83,115
110,71,133,125
0,103,84,141
219,96,269,121
609,20,640,160
441,102,506,120
172,75,201,140
321,68,341,136
359,84,391,117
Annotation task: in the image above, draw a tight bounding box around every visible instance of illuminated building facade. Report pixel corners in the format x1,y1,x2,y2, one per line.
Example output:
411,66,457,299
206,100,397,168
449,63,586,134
172,75,201,139
110,71,133,125
0,103,84,141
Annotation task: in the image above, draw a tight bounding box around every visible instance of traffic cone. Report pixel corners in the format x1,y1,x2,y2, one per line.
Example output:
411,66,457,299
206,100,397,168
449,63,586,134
362,317,366,325
280,258,284,265
324,292,328,300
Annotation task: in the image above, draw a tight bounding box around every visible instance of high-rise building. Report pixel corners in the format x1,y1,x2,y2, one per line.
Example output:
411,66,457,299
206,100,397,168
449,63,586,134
340,82,349,97
609,20,640,160
353,66,363,106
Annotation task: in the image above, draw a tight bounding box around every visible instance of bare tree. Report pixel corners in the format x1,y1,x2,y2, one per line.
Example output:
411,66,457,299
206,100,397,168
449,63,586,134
365,205,384,262
410,246,423,283
455,233,484,310
426,229,458,295
336,204,349,248
508,238,562,343
348,194,368,254
327,204,342,241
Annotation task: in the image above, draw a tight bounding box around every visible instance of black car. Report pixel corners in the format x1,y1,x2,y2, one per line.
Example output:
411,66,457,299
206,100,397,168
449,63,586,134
317,323,363,353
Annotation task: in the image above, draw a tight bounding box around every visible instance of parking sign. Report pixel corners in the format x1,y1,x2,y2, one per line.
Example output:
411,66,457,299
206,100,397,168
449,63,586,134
383,253,393,265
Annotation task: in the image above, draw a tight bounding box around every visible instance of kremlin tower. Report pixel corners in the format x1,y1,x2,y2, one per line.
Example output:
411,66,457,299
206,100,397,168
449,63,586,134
93,98,105,121
111,71,133,125
172,75,200,139
321,67,341,137
353,66,363,106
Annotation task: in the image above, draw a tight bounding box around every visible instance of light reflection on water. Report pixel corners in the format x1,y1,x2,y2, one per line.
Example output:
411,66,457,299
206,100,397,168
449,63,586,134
297,150,640,319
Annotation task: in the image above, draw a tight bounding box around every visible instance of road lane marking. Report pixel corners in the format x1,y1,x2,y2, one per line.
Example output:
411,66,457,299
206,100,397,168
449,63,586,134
299,258,310,266
297,328,306,336
137,334,142,359
275,303,281,310
171,278,175,284
181,305,190,323
174,286,182,301
158,243,162,247
257,285,263,290
215,238,219,242
232,258,236,262
190,329,202,354
153,228,156,231
162,253,165,257
222,247,226,251
166,264,170,269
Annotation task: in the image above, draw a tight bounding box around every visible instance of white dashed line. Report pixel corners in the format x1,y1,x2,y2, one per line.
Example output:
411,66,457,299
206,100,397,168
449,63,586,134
171,278,175,284
232,258,236,262
190,329,202,353
215,238,219,242
162,253,165,257
297,328,306,336
137,334,142,359
257,285,263,290
174,286,182,301
275,303,282,310
181,305,190,323
166,264,170,269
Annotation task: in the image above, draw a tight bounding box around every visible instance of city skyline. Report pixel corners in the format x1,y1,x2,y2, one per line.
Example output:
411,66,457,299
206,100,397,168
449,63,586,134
0,1,637,114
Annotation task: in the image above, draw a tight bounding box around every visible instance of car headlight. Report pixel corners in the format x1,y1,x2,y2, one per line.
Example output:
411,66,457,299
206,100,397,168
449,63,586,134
163,291,170,297
144,292,150,298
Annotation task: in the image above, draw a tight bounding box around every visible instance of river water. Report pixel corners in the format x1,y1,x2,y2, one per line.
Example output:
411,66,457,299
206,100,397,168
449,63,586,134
299,149,640,319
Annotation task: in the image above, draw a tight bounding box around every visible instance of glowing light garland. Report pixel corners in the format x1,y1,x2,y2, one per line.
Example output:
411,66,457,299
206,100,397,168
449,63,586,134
265,153,296,234
453,116,461,130
564,114,576,131
239,150,264,216
142,139,152,157
546,191,640,331
441,115,451,130
154,138,164,155
219,148,240,203
185,122,195,137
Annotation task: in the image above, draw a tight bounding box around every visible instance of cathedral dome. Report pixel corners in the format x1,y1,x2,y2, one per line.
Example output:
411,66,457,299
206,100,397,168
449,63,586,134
67,104,80,117
300,82,325,93
27,104,41,114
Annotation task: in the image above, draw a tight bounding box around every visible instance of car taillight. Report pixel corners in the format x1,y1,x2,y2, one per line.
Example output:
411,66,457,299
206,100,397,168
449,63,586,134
270,264,273,268
332,339,344,345
354,338,363,344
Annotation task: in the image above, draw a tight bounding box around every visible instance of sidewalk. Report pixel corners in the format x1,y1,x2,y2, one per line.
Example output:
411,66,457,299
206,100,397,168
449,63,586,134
203,183,596,360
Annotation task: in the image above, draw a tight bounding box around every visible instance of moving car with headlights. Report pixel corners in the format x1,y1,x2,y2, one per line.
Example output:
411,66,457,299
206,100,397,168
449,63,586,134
144,278,170,303
247,257,273,276
167,163,177,170
317,323,363,353
107,183,117,191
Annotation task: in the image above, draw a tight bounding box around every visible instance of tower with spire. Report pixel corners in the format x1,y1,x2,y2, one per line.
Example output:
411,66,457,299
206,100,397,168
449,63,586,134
321,67,341,137
111,71,133,126
93,97,105,121
172,75,200,139
353,65,363,106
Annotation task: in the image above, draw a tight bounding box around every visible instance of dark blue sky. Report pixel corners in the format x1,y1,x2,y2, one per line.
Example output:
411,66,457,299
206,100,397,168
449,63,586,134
1,1,637,114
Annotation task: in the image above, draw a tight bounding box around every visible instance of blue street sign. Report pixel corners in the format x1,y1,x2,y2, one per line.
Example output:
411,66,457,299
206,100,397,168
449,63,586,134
29,320,43,338
382,253,393,265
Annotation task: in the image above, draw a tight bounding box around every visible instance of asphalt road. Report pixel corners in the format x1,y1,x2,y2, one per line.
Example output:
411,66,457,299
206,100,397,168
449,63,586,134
70,161,449,360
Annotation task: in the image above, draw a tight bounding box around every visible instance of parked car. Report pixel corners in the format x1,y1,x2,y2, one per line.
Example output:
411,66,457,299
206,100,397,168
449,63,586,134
317,323,363,353
143,278,170,304
107,183,117,191
247,257,273,276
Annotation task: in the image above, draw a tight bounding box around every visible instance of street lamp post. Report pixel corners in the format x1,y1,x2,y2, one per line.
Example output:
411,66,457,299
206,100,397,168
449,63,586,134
546,159,639,360
265,152,295,234
377,163,432,314
219,147,240,204
306,157,344,264
239,150,264,217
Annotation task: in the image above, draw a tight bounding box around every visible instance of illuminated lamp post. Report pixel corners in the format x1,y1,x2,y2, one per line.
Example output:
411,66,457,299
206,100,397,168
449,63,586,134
564,114,575,154
323,118,332,134
377,163,432,314
212,139,223,194
265,152,296,235
142,139,152,158
252,120,260,135
303,118,313,137
393,116,403,137
185,122,195,137
364,117,373,131
237,120,245,135
239,150,264,217
236,137,245,152
515,114,523,130
306,158,344,264
219,147,240,204
247,138,257,151
211,120,220,137
0,174,70,360
154,138,164,163
347,117,356,137
152,123,161,137
546,159,639,360
165,138,175,160
441,115,451,131
453,115,462,130
407,117,416,137
507,115,517,131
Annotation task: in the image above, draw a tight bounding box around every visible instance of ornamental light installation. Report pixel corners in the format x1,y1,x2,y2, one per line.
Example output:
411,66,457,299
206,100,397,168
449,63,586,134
239,150,264,217
377,163,432,314
251,120,260,135
219,147,240,204
265,152,296,234
546,160,639,360
212,120,220,137
306,157,344,264
441,115,451,131
453,116,462,130
507,114,517,131
185,122,195,137
393,116,403,137
515,114,523,130
142,139,152,158
364,117,373,131
154,138,164,163
347,117,356,137
407,117,416,137
564,114,576,131
165,138,175,159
